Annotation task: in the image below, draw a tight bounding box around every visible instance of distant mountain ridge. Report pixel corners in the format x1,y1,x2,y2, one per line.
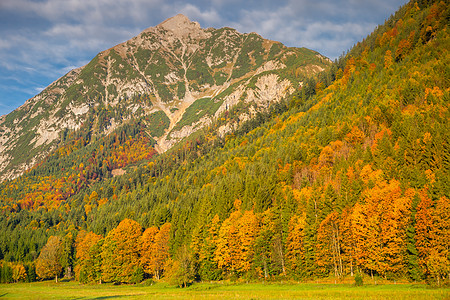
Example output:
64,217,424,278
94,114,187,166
0,14,330,181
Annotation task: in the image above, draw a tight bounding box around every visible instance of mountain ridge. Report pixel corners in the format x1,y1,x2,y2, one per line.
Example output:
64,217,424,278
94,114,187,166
0,14,330,182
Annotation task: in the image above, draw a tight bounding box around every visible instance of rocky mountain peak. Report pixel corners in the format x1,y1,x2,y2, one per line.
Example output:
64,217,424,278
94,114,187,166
156,14,201,37
0,14,330,182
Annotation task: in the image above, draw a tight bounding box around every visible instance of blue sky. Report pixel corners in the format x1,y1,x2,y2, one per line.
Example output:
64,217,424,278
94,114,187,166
0,0,408,116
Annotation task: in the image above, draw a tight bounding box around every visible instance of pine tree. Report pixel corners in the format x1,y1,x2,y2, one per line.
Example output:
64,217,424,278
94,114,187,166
198,214,222,280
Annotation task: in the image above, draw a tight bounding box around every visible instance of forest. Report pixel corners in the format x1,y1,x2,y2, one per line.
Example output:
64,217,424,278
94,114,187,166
0,0,449,287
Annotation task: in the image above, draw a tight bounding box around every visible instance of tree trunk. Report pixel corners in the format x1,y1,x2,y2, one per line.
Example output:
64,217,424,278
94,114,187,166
55,274,58,283
263,257,268,279
350,259,354,277
275,237,286,276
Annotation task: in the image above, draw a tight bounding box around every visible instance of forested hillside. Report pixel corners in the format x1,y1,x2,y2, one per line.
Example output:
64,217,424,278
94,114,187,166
1,0,449,287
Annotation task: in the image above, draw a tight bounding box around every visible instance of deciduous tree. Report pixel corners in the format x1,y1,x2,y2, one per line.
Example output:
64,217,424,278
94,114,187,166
36,236,64,282
101,218,142,283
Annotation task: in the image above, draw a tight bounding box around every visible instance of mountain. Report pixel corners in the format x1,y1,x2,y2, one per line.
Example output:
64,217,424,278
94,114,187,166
1,0,449,286
0,14,330,182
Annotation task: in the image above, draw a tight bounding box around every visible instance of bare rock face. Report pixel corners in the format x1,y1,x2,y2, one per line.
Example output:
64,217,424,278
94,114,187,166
157,14,202,37
0,14,331,182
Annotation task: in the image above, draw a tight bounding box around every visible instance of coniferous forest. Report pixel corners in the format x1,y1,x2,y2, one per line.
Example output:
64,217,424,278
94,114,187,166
0,0,449,287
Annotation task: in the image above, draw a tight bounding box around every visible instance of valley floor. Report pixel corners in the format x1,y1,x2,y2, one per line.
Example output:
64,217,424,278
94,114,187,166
0,281,448,299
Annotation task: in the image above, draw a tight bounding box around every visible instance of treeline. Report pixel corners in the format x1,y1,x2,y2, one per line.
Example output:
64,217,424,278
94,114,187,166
32,220,172,284
0,261,36,283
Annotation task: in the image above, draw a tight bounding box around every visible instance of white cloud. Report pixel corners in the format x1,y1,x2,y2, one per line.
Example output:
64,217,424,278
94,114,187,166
0,0,409,114
178,4,223,26
34,86,45,93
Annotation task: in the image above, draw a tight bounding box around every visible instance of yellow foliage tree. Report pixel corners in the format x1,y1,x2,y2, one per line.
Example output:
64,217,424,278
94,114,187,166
316,212,343,277
215,210,241,274
12,264,27,282
345,126,365,146
352,179,411,278
286,213,306,275
215,207,259,276
36,236,64,282
153,223,171,280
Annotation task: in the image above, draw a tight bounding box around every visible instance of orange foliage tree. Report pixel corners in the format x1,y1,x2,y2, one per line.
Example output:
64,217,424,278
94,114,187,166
215,200,259,276
152,223,171,280
316,212,343,277
286,213,307,276
74,230,103,282
416,192,450,285
101,218,142,283
352,178,411,278
139,226,159,277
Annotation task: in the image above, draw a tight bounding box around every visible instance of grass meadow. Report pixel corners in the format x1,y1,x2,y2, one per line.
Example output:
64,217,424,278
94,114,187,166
0,281,449,300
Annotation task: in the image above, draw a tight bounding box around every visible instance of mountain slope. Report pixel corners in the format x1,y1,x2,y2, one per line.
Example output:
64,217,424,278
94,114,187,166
1,0,448,286
0,14,329,182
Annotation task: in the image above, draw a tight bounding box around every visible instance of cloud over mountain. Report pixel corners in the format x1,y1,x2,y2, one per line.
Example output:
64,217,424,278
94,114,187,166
0,0,407,116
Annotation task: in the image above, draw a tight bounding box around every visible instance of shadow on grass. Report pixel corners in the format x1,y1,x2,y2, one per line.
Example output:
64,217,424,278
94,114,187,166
71,296,129,300
90,297,129,300
0,294,7,298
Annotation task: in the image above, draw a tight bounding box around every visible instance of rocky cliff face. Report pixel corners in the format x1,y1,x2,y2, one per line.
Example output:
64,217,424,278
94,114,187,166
0,14,330,181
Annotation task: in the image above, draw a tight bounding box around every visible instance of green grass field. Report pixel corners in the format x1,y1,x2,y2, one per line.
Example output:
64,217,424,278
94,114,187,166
0,281,449,300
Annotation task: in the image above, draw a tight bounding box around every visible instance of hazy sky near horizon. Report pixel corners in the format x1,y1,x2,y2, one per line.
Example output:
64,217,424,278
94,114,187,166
0,0,408,116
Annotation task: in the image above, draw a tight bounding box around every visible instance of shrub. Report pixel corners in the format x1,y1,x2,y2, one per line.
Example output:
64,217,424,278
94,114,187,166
354,274,363,286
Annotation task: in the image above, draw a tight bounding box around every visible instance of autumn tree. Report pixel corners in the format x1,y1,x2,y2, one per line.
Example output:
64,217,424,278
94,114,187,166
12,263,27,283
316,212,343,277
238,210,259,274
352,177,411,279
101,218,142,283
417,193,450,285
152,222,171,280
74,230,103,282
139,226,159,277
36,236,64,282
215,200,259,277
351,201,380,278
166,244,196,288
215,209,241,275
427,196,450,285
286,213,306,277
345,126,365,146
